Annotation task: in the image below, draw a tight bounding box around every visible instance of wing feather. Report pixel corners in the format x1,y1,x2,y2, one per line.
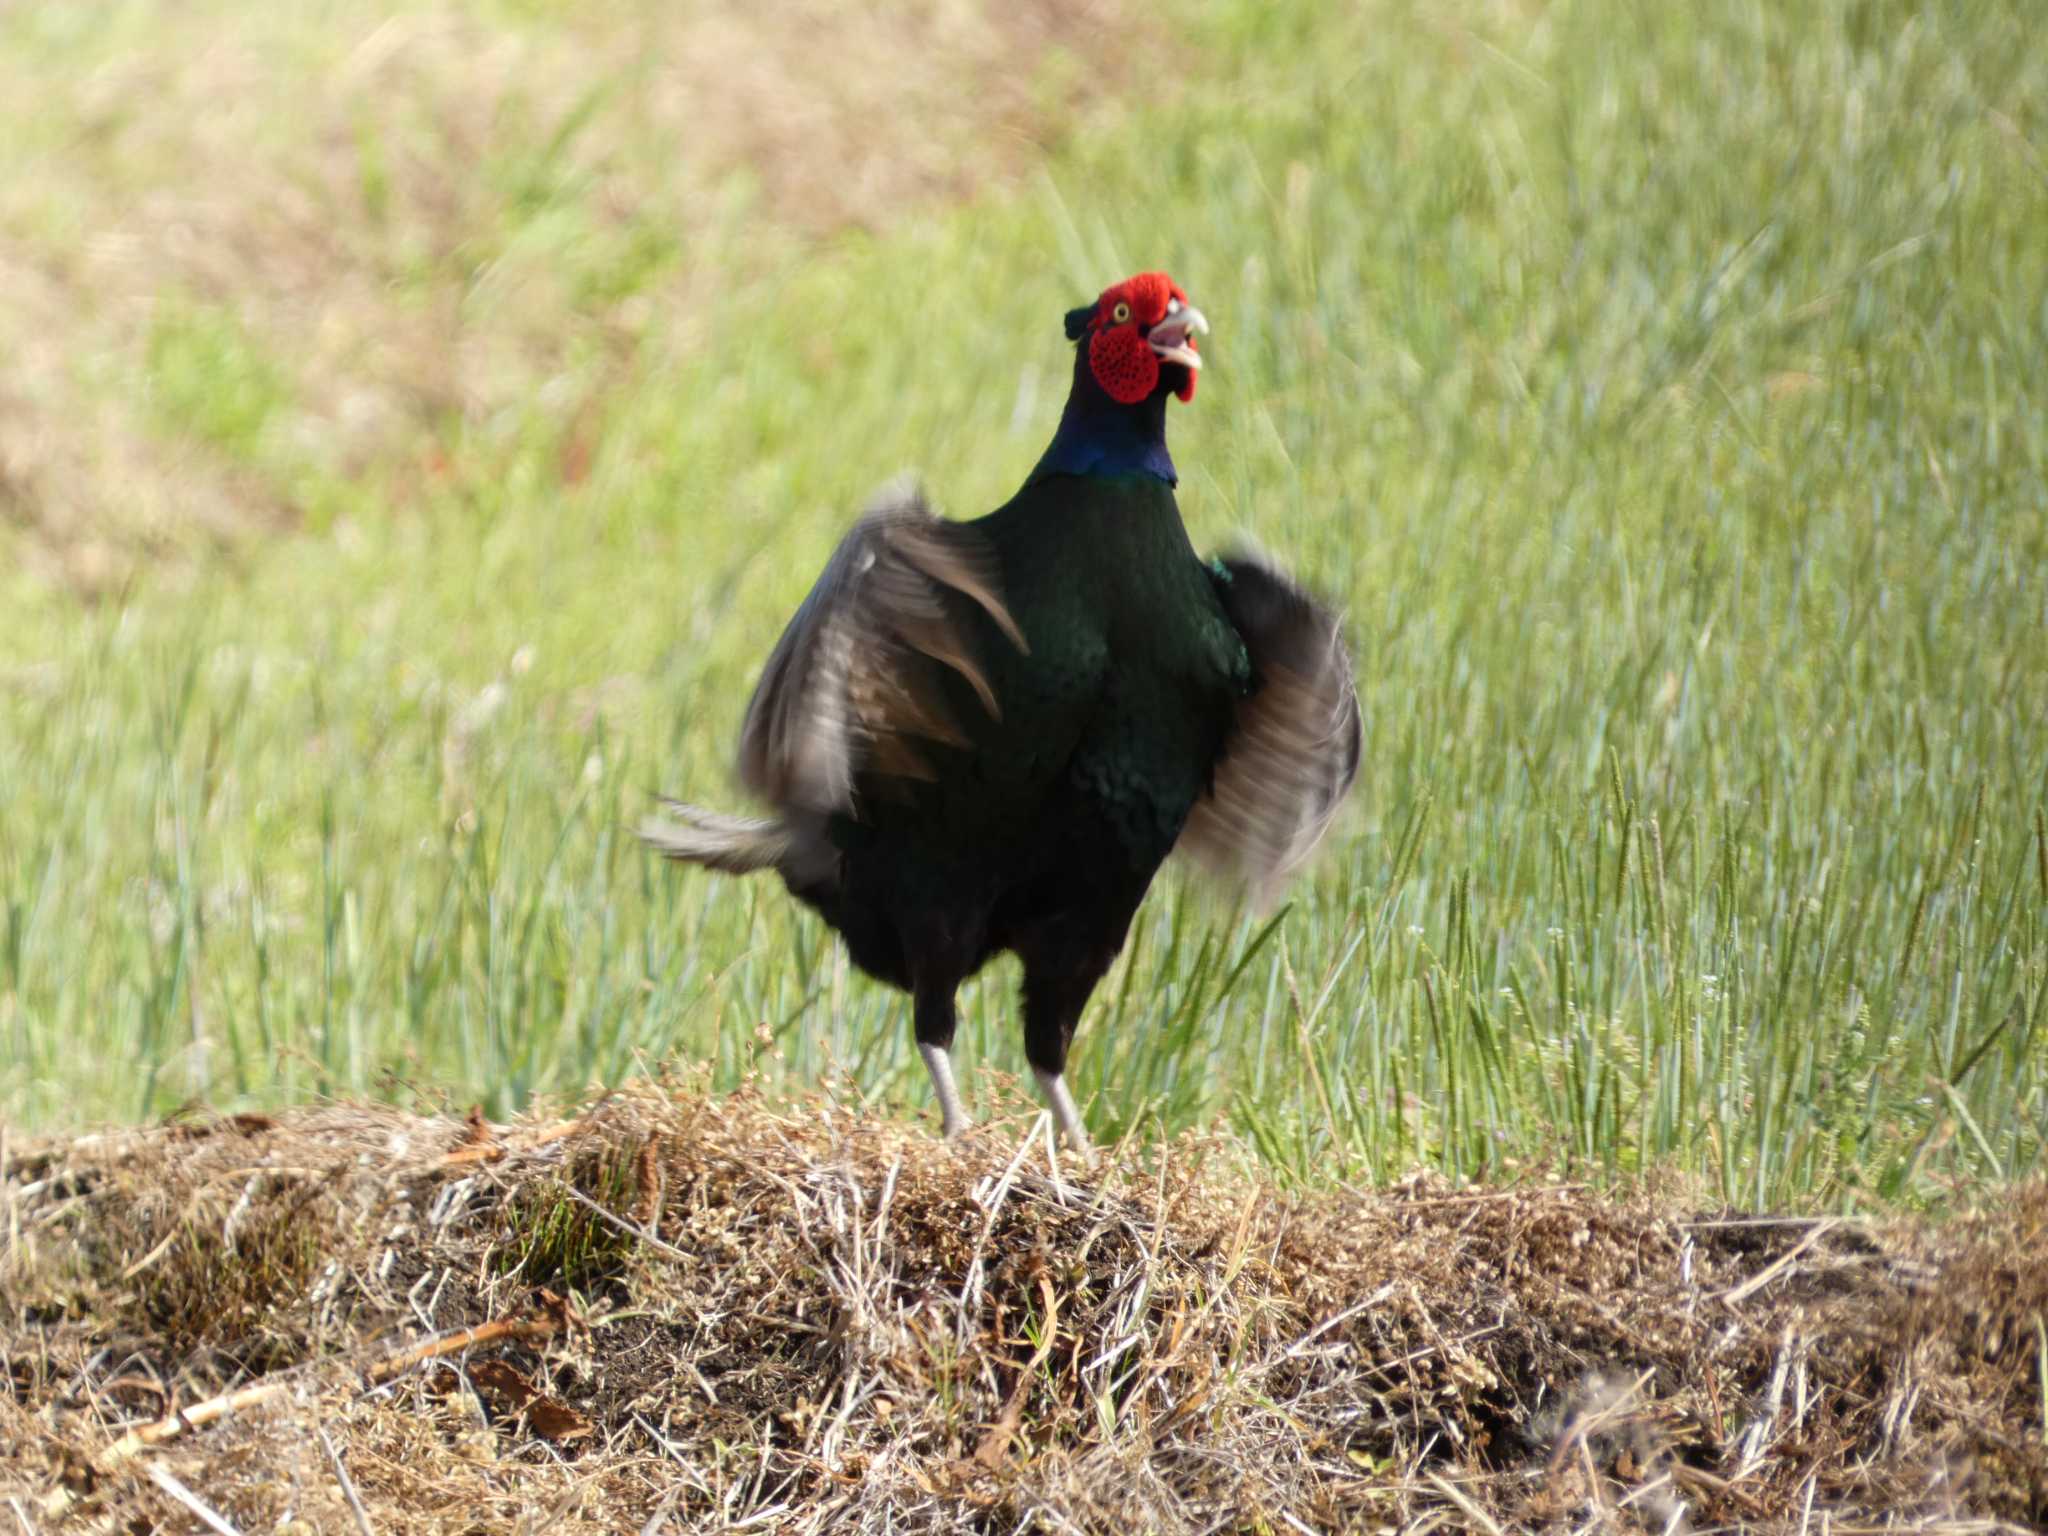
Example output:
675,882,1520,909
737,484,1025,814
1178,554,1362,899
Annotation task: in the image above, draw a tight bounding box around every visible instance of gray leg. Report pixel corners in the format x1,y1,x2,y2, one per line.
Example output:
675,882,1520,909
1032,1066,1093,1152
1019,920,1125,1158
919,1041,970,1139
914,980,970,1139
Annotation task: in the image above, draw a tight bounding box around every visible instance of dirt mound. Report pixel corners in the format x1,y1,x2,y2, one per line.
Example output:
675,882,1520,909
4,1086,2045,1532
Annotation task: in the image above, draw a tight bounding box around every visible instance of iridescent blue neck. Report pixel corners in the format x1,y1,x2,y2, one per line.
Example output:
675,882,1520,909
1025,346,1177,488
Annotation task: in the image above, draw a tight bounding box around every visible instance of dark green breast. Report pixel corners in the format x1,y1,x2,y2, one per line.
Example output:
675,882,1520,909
904,473,1249,869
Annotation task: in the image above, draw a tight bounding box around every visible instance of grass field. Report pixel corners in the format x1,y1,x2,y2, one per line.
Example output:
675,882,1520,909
3,0,2046,1211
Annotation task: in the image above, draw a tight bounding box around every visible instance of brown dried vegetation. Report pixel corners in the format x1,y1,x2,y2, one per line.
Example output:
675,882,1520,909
4,1086,2047,1532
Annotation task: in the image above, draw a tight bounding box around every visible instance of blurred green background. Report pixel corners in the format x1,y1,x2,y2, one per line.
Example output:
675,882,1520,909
2,0,2044,1208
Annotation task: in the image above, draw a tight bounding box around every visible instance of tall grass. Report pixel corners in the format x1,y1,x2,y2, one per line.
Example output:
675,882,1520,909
2,0,2045,1208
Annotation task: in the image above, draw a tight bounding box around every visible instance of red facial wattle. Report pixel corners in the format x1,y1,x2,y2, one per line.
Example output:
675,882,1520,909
1090,325,1160,404
1169,334,1199,402
1083,271,1204,405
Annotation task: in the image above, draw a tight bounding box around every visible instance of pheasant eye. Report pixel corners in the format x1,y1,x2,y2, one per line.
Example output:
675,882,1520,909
1111,301,1131,324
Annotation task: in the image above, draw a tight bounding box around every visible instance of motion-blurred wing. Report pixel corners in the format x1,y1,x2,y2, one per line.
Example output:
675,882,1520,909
1178,554,1361,899
738,484,1026,815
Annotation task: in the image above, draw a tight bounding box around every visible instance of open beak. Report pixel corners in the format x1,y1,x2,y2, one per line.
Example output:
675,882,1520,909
1147,300,1208,372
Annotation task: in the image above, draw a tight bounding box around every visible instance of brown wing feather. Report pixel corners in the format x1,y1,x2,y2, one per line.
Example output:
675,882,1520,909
737,483,1026,815
1178,554,1361,900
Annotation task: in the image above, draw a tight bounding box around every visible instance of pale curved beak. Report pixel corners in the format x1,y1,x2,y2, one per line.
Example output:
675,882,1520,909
1147,301,1208,371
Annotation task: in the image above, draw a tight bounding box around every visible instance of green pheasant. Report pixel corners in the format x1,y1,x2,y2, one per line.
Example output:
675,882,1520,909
644,271,1360,1148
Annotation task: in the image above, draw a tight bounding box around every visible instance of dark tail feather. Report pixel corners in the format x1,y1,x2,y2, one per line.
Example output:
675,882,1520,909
638,800,791,875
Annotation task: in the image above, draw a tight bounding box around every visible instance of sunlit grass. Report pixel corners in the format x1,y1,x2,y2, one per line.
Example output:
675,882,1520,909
2,0,2045,1210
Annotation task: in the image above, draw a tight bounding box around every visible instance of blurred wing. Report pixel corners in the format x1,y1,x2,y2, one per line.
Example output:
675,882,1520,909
738,483,1026,815
1178,554,1361,899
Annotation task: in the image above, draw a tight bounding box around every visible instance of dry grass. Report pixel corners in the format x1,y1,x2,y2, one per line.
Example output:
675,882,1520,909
0,0,1137,594
4,1085,2046,1532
